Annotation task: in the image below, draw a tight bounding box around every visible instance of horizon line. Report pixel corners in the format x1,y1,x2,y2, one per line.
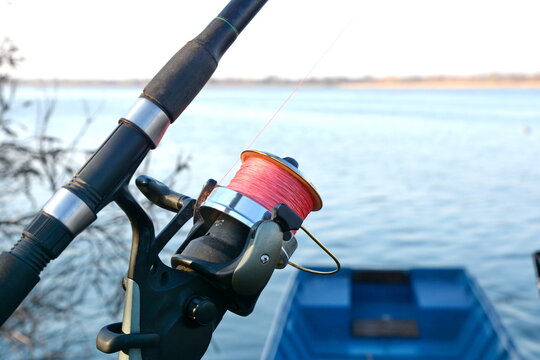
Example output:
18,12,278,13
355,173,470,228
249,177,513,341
12,74,540,90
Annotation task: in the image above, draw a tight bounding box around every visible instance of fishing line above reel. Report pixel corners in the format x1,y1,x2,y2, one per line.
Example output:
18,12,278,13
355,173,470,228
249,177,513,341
96,150,339,360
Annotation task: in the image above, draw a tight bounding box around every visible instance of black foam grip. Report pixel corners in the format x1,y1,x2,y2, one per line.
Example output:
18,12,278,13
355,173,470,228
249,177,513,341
143,0,267,122
0,211,75,325
142,38,219,122
0,252,40,325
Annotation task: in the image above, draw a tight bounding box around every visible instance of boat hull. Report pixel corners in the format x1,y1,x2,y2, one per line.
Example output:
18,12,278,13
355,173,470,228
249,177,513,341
262,268,521,360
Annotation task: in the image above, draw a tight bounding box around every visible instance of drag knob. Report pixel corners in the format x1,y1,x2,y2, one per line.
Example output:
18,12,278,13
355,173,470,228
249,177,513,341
186,297,217,326
282,156,299,168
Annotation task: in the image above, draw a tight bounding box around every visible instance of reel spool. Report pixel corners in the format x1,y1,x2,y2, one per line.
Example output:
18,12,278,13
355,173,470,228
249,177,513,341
181,150,339,275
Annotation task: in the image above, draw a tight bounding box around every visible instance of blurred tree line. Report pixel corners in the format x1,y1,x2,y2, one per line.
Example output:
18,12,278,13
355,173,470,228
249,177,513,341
0,38,188,359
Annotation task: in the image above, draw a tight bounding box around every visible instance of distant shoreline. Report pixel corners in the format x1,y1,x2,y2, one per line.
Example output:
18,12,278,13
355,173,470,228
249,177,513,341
16,75,540,89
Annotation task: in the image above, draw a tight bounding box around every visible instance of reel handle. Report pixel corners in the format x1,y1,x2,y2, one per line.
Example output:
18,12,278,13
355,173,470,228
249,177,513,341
136,175,190,212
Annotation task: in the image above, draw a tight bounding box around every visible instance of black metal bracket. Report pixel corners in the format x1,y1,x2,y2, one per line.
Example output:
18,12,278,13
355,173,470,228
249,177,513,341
97,183,223,360
97,322,159,354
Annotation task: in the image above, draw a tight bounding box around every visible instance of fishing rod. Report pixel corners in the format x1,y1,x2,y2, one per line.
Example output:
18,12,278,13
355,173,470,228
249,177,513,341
0,0,340,359
0,0,267,324
0,0,339,360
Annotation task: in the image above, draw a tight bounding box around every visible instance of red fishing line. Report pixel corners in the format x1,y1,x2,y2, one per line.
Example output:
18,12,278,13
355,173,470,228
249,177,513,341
226,156,316,221
218,23,351,186
225,151,339,276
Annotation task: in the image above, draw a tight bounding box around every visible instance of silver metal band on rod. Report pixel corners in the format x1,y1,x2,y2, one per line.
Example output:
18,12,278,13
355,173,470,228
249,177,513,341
122,98,171,148
42,188,97,235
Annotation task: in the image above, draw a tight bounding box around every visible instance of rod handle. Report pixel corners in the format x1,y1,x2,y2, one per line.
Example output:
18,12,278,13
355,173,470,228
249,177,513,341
142,0,267,121
0,252,40,325
0,211,75,325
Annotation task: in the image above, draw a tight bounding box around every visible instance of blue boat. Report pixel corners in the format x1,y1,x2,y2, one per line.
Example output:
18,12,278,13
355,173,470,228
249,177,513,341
262,268,521,360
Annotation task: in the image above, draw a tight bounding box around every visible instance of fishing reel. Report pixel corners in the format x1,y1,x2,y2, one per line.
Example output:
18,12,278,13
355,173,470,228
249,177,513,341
96,150,333,360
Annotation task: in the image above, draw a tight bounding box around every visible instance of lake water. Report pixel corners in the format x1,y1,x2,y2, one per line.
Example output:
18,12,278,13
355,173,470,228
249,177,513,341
9,86,540,359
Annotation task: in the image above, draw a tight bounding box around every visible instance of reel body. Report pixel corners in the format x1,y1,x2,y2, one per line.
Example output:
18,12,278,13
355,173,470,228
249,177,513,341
96,175,303,360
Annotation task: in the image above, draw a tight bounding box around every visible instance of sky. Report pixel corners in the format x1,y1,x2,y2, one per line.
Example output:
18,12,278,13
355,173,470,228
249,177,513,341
1,0,539,80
